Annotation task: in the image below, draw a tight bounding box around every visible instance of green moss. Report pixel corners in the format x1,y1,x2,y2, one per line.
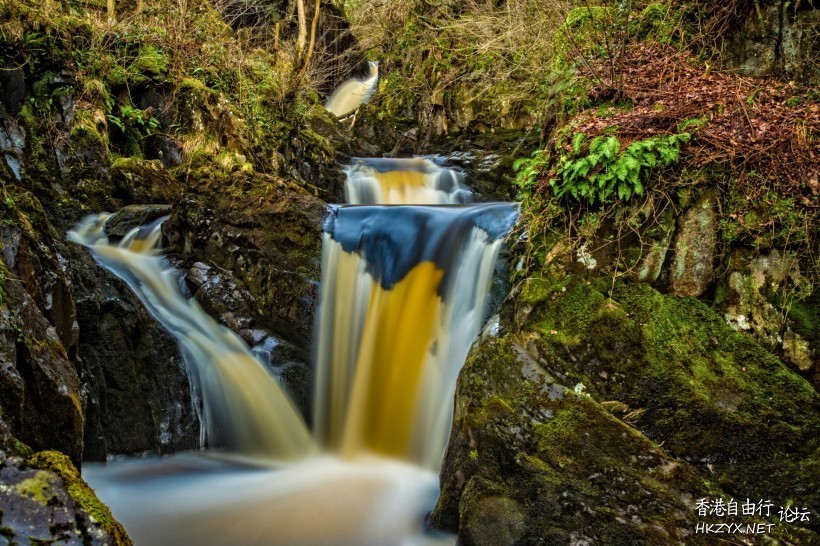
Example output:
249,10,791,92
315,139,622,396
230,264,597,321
523,274,820,511
29,451,133,546
632,3,686,44
519,275,571,304
132,44,169,78
11,437,34,459
179,77,209,93
529,279,607,345
441,334,720,543
788,295,820,347
70,109,108,149
554,7,615,67
14,471,57,506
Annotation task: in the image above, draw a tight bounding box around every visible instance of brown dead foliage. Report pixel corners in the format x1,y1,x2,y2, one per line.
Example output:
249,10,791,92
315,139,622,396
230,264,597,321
573,44,819,209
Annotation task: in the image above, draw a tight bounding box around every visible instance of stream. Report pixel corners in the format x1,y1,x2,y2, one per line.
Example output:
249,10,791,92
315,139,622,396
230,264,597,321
76,157,517,545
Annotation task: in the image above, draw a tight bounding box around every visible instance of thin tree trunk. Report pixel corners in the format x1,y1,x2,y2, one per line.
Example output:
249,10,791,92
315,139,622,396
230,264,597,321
107,0,116,24
296,0,308,60
295,0,321,83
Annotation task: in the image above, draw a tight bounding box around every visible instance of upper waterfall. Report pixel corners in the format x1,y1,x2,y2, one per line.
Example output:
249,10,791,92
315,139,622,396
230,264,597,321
345,157,471,205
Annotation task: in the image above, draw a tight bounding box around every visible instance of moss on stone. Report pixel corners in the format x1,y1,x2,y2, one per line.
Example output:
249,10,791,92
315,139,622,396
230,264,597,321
14,470,57,506
788,293,820,349
69,108,109,150
132,44,169,79
434,334,718,543
29,451,133,546
517,273,820,518
10,438,34,459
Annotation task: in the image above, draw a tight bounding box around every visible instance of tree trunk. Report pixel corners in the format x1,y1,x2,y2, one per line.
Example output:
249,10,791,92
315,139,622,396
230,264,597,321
106,0,116,24
295,0,321,83
296,0,308,60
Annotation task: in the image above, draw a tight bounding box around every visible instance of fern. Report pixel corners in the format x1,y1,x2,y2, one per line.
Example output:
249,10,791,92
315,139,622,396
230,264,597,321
512,150,550,199
550,132,690,205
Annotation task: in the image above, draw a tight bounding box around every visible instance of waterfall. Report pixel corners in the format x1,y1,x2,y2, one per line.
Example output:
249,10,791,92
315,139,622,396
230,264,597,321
68,215,315,461
77,157,517,546
315,159,517,468
344,157,472,205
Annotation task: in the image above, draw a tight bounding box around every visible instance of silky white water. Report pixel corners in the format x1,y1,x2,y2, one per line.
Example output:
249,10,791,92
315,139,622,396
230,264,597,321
78,159,516,545
68,215,314,461
84,454,452,546
344,157,471,205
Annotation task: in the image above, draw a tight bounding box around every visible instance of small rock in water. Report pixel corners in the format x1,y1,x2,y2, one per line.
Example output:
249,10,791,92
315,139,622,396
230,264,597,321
105,204,173,239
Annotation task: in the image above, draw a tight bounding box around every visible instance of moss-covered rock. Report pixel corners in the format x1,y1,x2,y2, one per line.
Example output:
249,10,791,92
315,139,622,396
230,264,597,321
26,450,133,545
165,170,327,355
432,335,712,544
0,451,126,545
516,275,819,529
110,157,183,204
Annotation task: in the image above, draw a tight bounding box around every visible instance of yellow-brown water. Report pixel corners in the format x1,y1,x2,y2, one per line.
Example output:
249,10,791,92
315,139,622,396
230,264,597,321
76,159,517,545
344,157,470,205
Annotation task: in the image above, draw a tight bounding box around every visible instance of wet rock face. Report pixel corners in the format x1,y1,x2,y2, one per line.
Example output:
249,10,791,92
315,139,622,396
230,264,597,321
0,279,83,466
0,63,25,115
0,453,119,545
183,260,314,421
0,176,196,463
104,203,173,239
0,117,26,182
68,247,199,460
0,217,78,358
432,336,704,544
668,190,717,297
165,172,327,357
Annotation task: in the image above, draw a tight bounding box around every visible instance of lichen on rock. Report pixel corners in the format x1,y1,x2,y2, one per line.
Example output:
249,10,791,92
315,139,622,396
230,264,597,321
0,450,132,545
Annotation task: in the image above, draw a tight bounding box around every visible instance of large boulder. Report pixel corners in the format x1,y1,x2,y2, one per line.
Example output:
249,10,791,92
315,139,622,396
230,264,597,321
68,246,199,460
514,275,819,527
436,274,820,542
432,335,707,544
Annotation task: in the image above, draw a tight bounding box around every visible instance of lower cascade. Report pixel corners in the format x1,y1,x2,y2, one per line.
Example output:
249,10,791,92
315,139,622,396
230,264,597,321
77,159,518,545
